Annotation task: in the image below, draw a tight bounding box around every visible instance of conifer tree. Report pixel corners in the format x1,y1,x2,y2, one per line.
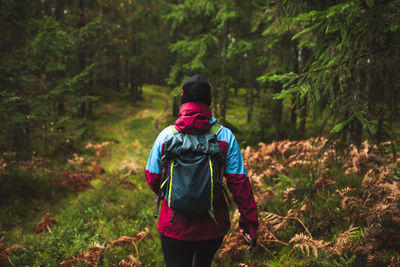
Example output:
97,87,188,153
260,0,400,147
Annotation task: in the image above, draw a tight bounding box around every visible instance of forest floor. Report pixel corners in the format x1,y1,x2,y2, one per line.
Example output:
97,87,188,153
2,85,400,266
2,85,174,266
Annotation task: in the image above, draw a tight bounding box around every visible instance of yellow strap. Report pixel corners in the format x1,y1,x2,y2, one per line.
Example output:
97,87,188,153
209,157,214,212
168,160,174,207
160,178,169,189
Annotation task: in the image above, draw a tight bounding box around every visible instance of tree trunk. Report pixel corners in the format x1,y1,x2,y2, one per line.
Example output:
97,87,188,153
130,77,139,102
13,104,31,160
348,116,362,147
55,0,65,117
298,94,308,139
255,86,261,104
272,82,283,138
56,97,65,116
247,87,254,123
55,0,63,20
129,26,140,102
291,96,297,127
298,47,310,139
290,46,300,128
173,95,179,117
219,26,228,124
220,86,229,124
115,55,120,92
77,0,87,118
348,72,363,147
125,59,129,90
212,86,219,119
138,66,143,99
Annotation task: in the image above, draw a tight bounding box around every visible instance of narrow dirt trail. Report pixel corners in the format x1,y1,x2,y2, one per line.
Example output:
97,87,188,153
154,95,170,132
90,86,172,176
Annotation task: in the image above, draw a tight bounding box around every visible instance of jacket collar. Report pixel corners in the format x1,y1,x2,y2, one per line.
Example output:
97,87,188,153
174,102,213,134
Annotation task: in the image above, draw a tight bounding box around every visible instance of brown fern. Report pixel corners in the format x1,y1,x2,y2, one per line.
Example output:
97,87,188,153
119,255,142,267
60,243,105,267
332,225,359,255
34,213,56,234
86,141,113,157
0,236,27,266
218,232,247,261
60,228,151,266
289,233,331,258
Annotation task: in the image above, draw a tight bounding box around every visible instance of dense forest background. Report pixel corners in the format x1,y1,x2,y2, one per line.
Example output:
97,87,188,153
1,0,400,266
2,0,400,158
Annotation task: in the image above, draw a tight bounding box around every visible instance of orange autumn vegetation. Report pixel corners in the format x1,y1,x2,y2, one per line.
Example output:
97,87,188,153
218,138,400,265
59,228,151,267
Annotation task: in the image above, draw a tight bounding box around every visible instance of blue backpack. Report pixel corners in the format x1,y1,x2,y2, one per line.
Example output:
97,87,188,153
155,124,228,224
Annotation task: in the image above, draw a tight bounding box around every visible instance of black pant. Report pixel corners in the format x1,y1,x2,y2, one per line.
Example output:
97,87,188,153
160,234,224,267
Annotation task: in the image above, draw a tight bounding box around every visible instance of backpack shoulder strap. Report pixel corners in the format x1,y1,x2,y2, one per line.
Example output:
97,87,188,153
209,123,223,136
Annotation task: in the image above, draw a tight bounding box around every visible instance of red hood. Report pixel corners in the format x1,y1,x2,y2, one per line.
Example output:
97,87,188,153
174,102,212,134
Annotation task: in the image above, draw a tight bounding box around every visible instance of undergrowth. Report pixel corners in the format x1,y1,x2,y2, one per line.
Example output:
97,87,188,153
0,85,171,266
1,85,400,266
217,139,400,266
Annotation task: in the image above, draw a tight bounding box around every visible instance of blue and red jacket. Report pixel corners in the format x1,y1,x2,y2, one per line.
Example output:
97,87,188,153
145,102,258,241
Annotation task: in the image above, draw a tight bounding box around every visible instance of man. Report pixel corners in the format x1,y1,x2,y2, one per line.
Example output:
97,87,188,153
145,75,258,267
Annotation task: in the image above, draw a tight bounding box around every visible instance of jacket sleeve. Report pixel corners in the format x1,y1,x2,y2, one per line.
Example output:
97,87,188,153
145,128,170,194
224,130,259,240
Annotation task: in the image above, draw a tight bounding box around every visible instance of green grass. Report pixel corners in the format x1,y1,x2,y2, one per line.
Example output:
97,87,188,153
10,179,164,266
4,85,172,266
225,88,248,128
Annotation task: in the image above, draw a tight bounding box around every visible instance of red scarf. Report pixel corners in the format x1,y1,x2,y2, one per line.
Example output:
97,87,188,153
174,102,212,134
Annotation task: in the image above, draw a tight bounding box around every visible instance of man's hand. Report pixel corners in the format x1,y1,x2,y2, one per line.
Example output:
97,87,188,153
243,233,256,249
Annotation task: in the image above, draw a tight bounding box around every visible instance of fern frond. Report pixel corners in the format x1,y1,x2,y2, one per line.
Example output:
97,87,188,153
289,233,331,258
